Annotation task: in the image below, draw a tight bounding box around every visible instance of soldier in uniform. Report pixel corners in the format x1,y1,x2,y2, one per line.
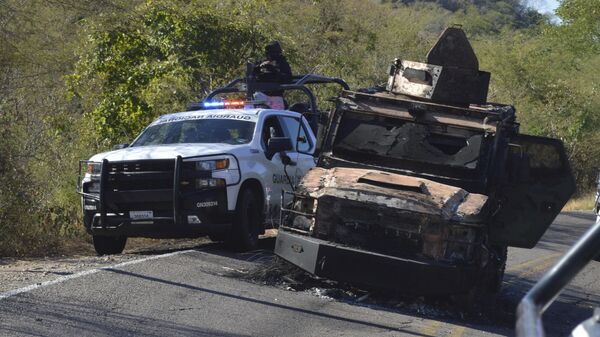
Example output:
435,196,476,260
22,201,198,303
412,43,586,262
253,41,292,98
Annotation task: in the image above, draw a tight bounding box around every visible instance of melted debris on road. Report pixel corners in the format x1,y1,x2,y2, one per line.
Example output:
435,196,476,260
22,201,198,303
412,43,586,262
227,255,517,327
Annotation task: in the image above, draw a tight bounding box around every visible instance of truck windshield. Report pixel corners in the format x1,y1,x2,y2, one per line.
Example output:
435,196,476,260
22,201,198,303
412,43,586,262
332,111,487,176
132,119,255,146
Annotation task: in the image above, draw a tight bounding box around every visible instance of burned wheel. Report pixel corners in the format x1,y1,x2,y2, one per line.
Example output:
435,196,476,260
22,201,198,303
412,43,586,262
454,245,508,312
93,235,127,255
227,188,261,251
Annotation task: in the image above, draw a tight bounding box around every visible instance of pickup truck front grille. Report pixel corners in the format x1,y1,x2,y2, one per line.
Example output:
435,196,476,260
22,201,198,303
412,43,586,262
102,159,178,212
108,160,175,173
106,160,198,191
107,160,175,191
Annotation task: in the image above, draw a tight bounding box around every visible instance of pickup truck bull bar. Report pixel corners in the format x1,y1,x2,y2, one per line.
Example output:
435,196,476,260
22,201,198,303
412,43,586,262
77,154,240,230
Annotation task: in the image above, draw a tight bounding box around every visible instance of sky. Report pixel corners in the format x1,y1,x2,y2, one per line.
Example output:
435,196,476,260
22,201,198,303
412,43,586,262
526,0,560,15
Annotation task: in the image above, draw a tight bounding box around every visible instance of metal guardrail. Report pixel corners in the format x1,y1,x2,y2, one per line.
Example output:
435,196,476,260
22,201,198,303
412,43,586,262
516,216,600,337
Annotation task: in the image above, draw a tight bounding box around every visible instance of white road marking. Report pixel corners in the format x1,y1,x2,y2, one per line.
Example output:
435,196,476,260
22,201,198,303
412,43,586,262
0,249,194,301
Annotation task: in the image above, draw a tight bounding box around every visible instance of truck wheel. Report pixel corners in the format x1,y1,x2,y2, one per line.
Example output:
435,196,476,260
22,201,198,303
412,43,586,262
93,235,127,255
227,188,261,251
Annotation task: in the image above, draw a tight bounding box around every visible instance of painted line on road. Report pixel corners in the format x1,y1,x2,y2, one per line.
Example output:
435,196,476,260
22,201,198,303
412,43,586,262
420,319,441,337
449,325,466,337
0,249,195,301
506,252,562,273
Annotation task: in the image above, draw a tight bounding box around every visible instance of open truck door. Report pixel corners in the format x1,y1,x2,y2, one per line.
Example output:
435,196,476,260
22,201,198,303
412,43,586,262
490,134,576,248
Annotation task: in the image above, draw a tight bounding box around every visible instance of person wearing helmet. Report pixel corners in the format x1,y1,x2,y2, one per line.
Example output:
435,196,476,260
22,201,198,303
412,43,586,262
253,41,292,95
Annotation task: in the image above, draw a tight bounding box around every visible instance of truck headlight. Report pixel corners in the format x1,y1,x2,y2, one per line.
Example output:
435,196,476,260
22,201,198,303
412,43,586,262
195,159,229,171
86,162,101,174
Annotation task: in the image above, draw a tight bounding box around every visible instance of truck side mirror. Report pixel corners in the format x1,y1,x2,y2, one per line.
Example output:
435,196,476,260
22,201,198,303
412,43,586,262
112,143,129,150
266,137,293,160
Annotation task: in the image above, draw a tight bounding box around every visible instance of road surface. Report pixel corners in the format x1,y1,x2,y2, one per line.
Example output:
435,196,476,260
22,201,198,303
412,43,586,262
0,212,598,337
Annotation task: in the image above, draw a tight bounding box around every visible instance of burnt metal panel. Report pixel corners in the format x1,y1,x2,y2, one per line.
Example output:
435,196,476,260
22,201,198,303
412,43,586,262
386,27,490,105
426,27,479,70
275,230,478,295
387,60,490,105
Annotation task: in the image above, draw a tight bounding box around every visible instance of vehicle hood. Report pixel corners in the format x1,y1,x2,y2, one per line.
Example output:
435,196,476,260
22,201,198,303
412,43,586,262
89,143,244,162
300,167,489,223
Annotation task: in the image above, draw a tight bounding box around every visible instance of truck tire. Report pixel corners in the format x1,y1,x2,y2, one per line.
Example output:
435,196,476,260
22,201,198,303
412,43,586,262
93,235,127,255
227,188,261,251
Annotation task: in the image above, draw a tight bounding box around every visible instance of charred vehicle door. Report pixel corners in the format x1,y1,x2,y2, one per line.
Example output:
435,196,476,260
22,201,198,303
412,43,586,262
490,134,576,248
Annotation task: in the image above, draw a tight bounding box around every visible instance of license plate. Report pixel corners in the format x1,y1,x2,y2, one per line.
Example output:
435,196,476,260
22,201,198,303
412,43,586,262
129,210,154,219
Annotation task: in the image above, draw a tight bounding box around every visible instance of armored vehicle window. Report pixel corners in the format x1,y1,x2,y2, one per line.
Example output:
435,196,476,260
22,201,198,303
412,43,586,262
332,111,486,174
132,119,255,146
522,143,562,170
511,135,568,177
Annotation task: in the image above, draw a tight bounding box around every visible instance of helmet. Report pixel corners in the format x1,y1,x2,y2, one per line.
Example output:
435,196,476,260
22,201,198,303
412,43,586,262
265,41,283,59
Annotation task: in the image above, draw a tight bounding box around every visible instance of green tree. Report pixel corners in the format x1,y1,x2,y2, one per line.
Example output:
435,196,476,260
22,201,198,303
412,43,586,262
554,0,600,54
71,1,270,143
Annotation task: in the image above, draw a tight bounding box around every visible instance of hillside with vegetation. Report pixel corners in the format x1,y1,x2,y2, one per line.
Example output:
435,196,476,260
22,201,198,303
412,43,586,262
1,0,598,256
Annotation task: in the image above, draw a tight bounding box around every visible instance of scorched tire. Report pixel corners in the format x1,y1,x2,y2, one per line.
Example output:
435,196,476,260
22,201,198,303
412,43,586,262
93,235,127,255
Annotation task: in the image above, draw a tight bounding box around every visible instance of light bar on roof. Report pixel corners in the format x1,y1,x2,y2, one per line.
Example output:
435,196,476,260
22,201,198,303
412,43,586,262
202,100,246,109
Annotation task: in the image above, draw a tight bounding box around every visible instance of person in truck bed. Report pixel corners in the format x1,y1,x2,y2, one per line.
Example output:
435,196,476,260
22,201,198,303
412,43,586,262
253,41,292,96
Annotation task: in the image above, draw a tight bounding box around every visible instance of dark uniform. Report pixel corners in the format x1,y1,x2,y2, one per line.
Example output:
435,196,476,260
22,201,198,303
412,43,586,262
253,41,292,96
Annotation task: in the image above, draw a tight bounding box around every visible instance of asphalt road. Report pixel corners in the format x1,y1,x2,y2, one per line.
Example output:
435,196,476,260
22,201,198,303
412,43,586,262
1,212,599,337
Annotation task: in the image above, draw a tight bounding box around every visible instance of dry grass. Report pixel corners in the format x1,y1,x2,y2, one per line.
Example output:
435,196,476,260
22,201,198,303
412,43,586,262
563,191,597,211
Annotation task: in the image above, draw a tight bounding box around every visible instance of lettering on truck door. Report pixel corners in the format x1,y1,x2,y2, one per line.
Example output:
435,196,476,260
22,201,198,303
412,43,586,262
260,115,289,226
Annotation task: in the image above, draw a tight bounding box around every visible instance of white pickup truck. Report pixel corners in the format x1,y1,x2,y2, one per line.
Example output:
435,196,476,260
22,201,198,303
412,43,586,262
79,106,317,255
78,71,349,255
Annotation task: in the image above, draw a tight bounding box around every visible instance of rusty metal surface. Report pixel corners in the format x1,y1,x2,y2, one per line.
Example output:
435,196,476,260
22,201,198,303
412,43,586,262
339,91,507,133
299,167,488,224
386,60,443,100
386,27,490,105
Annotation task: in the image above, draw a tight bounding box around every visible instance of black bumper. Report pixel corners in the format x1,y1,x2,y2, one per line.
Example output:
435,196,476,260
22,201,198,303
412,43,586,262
275,230,479,295
86,213,232,238
80,157,234,239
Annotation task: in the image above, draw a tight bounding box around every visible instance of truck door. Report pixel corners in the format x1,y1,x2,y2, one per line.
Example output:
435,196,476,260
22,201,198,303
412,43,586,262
260,115,291,226
278,115,316,181
490,134,576,248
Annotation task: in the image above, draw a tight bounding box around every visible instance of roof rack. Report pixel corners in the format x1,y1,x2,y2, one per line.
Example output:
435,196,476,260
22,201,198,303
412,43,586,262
188,62,349,132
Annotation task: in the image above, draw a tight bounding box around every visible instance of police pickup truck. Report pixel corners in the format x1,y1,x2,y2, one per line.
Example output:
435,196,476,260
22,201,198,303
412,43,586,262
78,72,349,255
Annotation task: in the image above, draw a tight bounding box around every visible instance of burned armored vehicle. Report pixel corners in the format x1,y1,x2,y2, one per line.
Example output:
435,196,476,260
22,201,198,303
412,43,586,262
274,28,576,295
